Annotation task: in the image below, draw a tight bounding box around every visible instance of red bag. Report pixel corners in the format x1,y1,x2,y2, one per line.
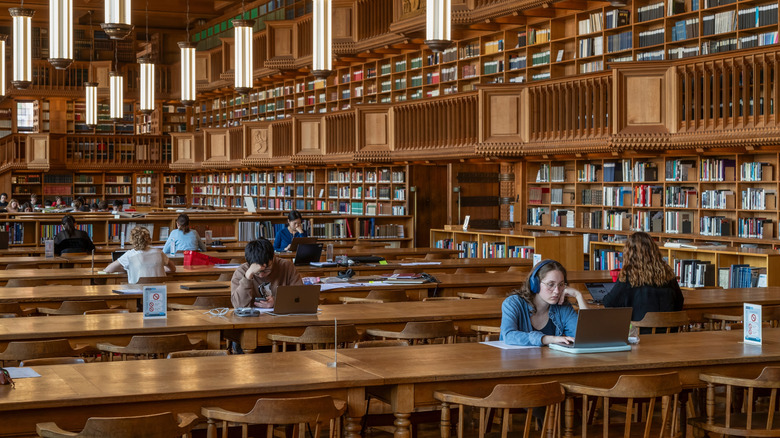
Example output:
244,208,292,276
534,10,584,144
183,251,227,267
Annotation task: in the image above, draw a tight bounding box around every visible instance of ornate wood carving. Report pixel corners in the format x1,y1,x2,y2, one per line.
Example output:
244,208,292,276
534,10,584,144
25,134,50,170
169,132,200,170
612,63,673,135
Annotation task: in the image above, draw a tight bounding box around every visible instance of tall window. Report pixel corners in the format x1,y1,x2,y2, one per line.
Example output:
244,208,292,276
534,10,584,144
16,101,34,132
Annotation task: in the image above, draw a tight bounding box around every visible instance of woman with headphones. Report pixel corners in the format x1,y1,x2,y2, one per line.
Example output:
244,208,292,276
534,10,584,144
500,259,589,346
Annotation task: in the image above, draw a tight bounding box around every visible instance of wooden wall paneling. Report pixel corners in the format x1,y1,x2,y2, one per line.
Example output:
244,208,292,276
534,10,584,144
48,98,68,134
89,61,112,93
478,85,525,144
293,115,325,156
612,63,672,136
25,134,50,170
253,33,268,71
271,120,294,157
332,1,355,42
221,37,235,75
242,121,272,161
195,51,211,83
323,112,356,155
357,105,392,151
411,164,448,247
202,128,232,165
169,132,198,169
267,21,297,61
296,17,312,59
355,0,392,40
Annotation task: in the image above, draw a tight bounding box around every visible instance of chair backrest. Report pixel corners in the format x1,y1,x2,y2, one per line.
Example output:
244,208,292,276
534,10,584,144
423,297,461,301
191,296,233,308
119,334,203,355
167,349,229,359
203,395,346,428
6,263,52,270
484,286,515,297
507,266,528,273
136,276,169,284
0,302,27,316
632,311,690,333
21,357,85,367
0,339,82,363
364,289,408,302
268,325,362,352
424,252,449,260
44,300,109,315
353,340,410,348
399,320,457,343
60,251,88,257
7,278,50,287
454,267,484,274
36,412,199,438
692,367,780,437
84,308,129,315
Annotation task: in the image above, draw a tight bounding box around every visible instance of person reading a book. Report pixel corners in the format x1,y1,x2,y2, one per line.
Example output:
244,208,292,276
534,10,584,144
274,210,308,252
105,226,176,284
53,214,96,255
163,214,206,254
500,259,589,346
231,238,302,309
5,199,20,213
602,231,683,332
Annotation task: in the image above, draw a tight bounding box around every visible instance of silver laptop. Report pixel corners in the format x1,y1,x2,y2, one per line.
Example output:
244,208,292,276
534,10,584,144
585,282,616,304
549,308,632,354
272,285,321,315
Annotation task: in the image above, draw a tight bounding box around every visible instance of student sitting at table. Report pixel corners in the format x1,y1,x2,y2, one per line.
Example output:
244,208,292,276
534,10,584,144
5,198,20,213
163,214,206,254
500,259,589,346
274,210,308,252
602,231,683,326
52,196,66,209
53,214,96,255
105,226,176,284
0,193,7,209
231,238,302,309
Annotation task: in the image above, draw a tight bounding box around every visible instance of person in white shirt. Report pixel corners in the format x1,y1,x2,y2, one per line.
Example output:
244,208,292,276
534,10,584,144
105,226,176,284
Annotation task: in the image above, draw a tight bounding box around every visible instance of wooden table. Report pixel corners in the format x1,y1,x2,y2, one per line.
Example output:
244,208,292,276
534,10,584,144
0,266,234,285
682,287,780,321
2,329,780,438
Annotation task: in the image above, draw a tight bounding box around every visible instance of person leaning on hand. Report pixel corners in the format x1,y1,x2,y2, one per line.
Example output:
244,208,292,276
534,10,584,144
230,238,303,309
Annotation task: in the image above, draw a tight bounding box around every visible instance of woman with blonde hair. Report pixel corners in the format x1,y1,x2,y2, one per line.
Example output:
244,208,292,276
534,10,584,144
602,231,683,324
105,226,176,284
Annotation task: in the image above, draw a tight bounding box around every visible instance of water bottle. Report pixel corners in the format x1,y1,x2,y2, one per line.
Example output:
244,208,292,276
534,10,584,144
326,243,334,262
120,231,125,249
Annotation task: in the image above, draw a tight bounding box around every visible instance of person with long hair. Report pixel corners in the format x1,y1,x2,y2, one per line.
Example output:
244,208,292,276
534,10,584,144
602,232,683,324
5,198,20,213
162,214,206,254
105,226,176,284
274,210,308,252
500,259,589,346
53,214,96,255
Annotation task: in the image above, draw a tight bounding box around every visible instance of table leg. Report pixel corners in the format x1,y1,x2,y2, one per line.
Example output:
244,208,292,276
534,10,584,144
394,412,412,438
344,387,366,438
564,397,573,438
440,402,451,438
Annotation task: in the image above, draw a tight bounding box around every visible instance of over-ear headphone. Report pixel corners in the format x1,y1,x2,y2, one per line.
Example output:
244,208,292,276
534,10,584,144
337,268,354,279
528,259,554,294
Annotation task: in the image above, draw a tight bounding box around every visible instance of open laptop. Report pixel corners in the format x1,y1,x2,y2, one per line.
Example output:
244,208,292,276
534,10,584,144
585,282,617,304
272,284,321,315
294,243,323,266
288,237,317,252
548,307,632,354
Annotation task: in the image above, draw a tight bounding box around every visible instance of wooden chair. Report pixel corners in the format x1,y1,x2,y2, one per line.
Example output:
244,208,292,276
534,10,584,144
393,268,422,274
20,357,86,366
96,334,206,360
59,252,89,258
454,267,485,274
459,286,515,300
507,266,529,273
202,395,346,438
366,320,457,345
423,296,461,301
425,252,450,260
703,313,742,330
6,263,52,270
470,325,501,342
268,325,362,352
7,279,51,287
136,276,170,284
167,349,229,359
168,296,232,310
36,412,199,438
561,372,682,437
632,311,690,334
353,340,410,348
0,339,95,366
38,300,110,316
84,308,130,315
434,381,566,438
689,366,780,436
0,302,34,316
340,289,408,304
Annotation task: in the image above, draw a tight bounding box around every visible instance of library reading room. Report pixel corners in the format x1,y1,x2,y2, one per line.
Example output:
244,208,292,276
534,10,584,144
5,0,780,437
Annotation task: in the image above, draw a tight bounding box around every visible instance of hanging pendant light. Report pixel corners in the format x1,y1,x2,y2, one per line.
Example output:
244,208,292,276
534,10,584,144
49,0,73,69
311,0,331,79
9,6,33,89
0,35,8,97
425,0,453,52
138,0,154,114
84,81,98,126
109,71,123,121
178,0,196,106
102,0,133,40
233,1,254,95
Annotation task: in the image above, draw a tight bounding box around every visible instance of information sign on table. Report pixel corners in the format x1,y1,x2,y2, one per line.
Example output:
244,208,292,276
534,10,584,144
744,303,762,345
143,285,167,319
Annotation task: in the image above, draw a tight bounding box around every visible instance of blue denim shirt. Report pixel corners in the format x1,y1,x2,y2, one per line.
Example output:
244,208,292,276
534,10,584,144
162,229,206,254
273,227,308,252
500,294,579,346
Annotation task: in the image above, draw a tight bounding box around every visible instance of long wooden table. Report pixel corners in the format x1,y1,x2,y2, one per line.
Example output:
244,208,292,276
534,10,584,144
2,330,780,438
0,266,234,285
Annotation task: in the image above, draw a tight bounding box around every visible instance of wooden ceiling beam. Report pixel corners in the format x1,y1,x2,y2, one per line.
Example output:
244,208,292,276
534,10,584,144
494,13,527,25
550,0,589,10
468,21,502,31
521,8,557,18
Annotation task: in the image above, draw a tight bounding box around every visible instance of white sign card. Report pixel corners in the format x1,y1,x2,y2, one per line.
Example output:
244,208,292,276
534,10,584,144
462,215,470,231
533,253,542,266
44,240,54,258
143,285,167,319
244,196,257,214
744,303,762,345
204,230,213,245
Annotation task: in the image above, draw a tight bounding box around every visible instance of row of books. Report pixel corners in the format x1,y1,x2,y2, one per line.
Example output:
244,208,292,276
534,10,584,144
737,217,773,239
701,158,735,181
481,242,534,259
702,37,738,54
740,162,773,182
579,12,604,35
551,209,575,228
607,31,633,53
637,50,664,61
581,189,604,205
603,186,632,207
674,259,716,288
604,211,632,231
702,11,737,36
236,221,286,241
578,37,603,58
638,28,665,47
739,32,779,49
310,220,352,239
737,3,778,29
634,185,662,207
700,216,732,236
671,18,700,41
637,2,665,22
665,211,694,234
701,190,735,210
741,188,777,210
550,188,575,205
592,249,623,270
108,223,154,243
635,210,664,232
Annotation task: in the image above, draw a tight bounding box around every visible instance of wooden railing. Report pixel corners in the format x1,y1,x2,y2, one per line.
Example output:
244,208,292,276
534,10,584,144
0,135,26,171
28,60,90,91
228,127,244,161
393,93,479,150
325,112,356,154
357,0,394,40
297,17,313,60
65,135,171,167
675,49,780,133
527,72,613,142
271,120,293,157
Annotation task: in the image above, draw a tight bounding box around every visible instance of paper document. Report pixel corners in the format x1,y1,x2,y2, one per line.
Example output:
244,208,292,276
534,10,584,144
214,264,241,269
6,367,41,379
112,288,142,295
398,262,442,266
480,341,539,350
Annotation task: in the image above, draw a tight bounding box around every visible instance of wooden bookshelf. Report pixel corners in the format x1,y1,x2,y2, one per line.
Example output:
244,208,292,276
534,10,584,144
523,151,780,249
430,229,583,270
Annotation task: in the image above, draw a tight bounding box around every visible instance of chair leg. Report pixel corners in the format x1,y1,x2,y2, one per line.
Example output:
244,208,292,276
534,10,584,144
440,402,451,438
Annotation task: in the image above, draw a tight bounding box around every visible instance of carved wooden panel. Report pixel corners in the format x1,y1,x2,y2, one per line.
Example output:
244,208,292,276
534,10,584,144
242,121,272,159
268,21,296,59
169,133,197,168
357,106,392,151
333,3,354,40
26,134,49,169
221,37,235,73
295,116,324,155
613,64,672,135
89,61,112,91
195,52,210,82
479,85,525,143
205,129,230,162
